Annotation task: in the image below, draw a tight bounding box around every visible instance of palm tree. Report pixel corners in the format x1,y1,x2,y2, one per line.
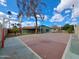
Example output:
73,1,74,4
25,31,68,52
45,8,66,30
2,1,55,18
16,0,46,33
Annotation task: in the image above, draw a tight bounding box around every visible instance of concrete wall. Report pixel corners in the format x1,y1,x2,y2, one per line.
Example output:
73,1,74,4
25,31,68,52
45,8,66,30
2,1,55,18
75,26,79,35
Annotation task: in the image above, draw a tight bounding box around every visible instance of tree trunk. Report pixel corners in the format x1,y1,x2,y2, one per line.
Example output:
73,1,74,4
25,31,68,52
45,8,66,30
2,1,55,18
34,13,38,34
19,16,22,35
35,18,38,33
19,24,22,34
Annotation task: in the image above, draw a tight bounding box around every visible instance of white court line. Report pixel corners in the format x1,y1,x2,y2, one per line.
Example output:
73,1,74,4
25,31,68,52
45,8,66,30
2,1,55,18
0,55,10,57
17,37,42,59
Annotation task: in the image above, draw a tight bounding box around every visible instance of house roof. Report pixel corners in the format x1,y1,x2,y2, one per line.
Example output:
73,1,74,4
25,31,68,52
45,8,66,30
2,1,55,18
23,26,35,30
23,25,51,30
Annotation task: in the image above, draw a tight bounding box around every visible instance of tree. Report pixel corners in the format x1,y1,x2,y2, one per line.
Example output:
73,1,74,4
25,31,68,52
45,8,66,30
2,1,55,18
12,23,19,35
16,0,46,33
63,24,74,33
63,24,70,30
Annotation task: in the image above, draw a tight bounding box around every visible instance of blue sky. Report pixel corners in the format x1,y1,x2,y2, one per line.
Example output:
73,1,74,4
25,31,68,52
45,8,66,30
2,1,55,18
0,0,79,27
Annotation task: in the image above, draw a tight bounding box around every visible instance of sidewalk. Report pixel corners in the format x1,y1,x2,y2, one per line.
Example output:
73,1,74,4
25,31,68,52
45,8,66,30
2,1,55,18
63,34,79,59
0,37,41,59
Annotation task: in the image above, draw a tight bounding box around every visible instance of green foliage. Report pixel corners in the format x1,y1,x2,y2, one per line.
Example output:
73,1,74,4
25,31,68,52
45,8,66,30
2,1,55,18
63,24,74,33
12,26,19,33
8,24,20,35
67,28,73,33
63,24,70,30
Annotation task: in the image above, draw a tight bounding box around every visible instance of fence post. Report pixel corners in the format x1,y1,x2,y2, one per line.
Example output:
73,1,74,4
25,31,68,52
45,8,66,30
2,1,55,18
1,18,5,48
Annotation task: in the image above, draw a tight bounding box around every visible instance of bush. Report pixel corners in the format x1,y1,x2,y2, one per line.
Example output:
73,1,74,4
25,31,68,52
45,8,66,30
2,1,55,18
63,24,74,33
12,28,19,33
67,28,73,33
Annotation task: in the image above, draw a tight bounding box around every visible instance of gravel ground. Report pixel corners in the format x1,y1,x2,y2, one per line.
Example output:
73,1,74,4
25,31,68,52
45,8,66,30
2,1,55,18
19,33,70,59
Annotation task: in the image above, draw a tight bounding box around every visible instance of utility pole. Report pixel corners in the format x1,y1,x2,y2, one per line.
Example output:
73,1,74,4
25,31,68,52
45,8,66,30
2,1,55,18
72,4,76,33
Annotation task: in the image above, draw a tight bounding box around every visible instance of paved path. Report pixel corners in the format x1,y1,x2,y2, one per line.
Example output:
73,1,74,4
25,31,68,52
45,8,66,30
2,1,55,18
64,34,79,59
0,37,41,59
19,33,70,59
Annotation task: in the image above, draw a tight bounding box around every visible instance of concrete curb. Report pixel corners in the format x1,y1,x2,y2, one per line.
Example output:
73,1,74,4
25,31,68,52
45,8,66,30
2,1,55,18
17,37,42,59
61,34,72,59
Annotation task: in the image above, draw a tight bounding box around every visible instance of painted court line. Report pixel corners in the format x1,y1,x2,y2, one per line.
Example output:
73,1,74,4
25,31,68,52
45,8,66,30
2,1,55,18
17,37,42,59
0,55,10,57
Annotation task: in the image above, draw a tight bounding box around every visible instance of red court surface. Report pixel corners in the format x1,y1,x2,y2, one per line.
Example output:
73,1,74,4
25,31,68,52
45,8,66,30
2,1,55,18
19,33,70,59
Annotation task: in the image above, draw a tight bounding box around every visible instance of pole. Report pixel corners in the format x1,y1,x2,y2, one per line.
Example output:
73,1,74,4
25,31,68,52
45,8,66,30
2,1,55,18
9,20,10,29
1,18,5,48
74,24,76,34
1,28,4,48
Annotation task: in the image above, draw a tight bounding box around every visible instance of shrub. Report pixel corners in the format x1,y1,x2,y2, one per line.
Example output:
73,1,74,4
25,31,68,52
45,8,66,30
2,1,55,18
63,24,74,33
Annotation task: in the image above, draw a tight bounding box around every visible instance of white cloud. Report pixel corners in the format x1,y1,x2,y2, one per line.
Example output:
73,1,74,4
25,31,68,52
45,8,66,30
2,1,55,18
71,8,79,18
0,11,18,28
0,11,18,21
0,18,19,29
53,8,56,11
65,10,71,14
65,21,70,24
0,0,7,6
10,20,19,24
37,15,48,20
70,21,78,25
22,21,40,27
0,12,9,26
43,15,48,20
55,0,79,18
11,11,18,16
55,0,74,13
72,18,77,21
0,12,7,18
50,13,64,22
9,11,18,20
6,20,19,28
30,15,48,21
65,20,78,25
36,14,40,18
